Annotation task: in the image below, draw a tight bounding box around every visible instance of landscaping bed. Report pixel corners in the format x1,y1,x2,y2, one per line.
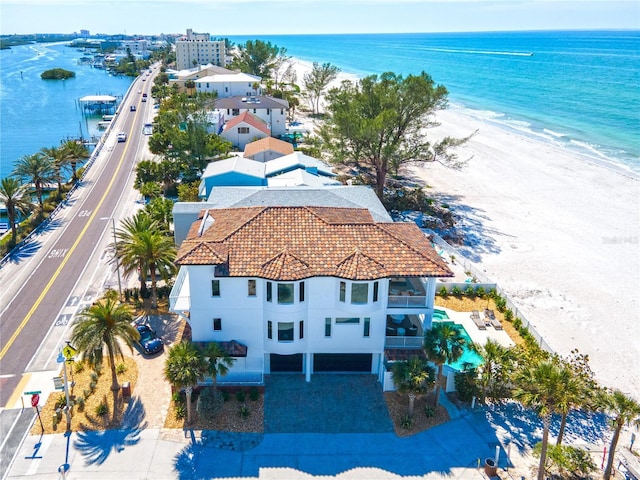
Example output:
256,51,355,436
384,391,450,437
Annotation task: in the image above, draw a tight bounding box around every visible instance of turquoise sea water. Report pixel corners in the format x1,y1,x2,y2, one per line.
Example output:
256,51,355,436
0,42,133,179
1,31,639,180
229,30,640,174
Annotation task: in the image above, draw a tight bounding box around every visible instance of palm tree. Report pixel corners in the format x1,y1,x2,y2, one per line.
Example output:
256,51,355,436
144,197,175,233
0,177,33,244
164,341,207,424
71,297,139,424
60,139,89,182
423,322,466,406
12,153,56,211
40,146,71,195
391,356,435,417
203,342,235,399
601,389,640,480
513,359,569,480
472,338,515,404
114,212,177,309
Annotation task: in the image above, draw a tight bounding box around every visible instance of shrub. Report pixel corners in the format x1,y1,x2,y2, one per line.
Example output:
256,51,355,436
488,288,498,299
82,389,90,399
494,296,507,312
504,309,514,322
95,402,108,416
249,387,260,401
400,415,414,430
89,372,99,382
475,286,485,298
221,390,230,402
196,387,224,418
454,369,480,403
74,362,85,374
424,406,435,418
76,396,85,412
116,363,127,375
513,317,522,330
438,286,448,297
451,286,462,298
464,286,475,298
171,392,182,404
238,404,250,418
174,404,186,420
54,394,67,410
235,390,246,402
89,381,97,393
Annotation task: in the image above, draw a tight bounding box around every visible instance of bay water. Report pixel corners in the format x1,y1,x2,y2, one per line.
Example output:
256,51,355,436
2,31,639,181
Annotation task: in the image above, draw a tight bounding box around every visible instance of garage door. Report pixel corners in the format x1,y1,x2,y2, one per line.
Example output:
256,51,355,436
270,353,303,372
313,353,372,372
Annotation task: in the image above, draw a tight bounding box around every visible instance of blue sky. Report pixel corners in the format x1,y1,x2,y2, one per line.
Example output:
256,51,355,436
1,0,638,35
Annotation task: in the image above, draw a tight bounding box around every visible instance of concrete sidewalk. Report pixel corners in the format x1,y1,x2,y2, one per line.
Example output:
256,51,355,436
5,405,538,480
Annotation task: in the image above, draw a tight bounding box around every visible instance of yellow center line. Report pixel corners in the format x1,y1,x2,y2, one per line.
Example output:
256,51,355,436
0,128,132,362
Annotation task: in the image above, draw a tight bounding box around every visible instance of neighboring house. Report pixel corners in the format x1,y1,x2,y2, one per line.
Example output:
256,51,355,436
244,137,294,162
195,73,262,99
214,96,289,137
220,111,270,150
198,157,267,199
196,152,337,200
167,64,235,93
170,205,453,385
175,28,226,69
173,185,392,246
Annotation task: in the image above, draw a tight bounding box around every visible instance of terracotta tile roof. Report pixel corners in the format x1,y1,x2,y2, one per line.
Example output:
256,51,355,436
176,206,453,281
223,111,270,136
244,137,294,158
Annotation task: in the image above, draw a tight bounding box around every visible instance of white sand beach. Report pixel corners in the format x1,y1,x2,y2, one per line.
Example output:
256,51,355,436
290,58,640,398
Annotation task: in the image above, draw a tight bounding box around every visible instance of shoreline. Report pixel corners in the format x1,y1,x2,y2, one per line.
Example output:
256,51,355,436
290,57,640,398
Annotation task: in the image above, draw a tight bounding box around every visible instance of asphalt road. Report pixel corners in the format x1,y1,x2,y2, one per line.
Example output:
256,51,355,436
0,68,157,475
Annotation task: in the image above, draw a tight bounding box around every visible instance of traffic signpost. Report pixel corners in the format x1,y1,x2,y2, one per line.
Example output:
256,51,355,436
31,393,44,433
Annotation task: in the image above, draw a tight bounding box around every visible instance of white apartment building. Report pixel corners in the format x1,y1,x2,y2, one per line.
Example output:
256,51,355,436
170,205,453,386
175,28,226,70
195,73,262,98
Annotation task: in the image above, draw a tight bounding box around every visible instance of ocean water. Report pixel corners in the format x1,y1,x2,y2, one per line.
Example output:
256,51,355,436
1,31,639,180
0,42,133,180
230,30,640,174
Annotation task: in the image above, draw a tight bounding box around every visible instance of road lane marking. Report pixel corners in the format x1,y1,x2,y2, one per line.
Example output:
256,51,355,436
3,373,31,409
0,129,133,365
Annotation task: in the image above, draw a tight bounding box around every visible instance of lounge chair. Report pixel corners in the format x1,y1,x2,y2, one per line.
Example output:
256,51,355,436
471,311,486,330
484,309,503,330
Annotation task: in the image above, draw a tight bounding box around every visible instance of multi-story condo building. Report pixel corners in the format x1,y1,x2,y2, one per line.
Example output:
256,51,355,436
170,204,453,386
175,28,226,70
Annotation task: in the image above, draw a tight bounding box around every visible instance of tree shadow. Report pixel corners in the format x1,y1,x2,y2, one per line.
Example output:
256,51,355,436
5,239,43,263
73,396,147,466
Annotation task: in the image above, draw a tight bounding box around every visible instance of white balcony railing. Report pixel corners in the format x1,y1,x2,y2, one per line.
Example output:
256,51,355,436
387,295,426,308
385,336,423,348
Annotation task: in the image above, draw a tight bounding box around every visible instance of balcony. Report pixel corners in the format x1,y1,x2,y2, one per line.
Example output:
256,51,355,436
385,314,423,348
387,277,427,308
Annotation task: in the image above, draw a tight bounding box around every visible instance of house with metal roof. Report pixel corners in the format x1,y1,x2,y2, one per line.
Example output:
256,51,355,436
169,205,453,385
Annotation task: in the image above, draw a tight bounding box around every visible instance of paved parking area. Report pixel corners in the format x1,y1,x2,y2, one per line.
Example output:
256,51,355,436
264,374,394,434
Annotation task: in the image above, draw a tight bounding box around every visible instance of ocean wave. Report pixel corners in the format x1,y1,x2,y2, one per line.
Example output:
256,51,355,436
417,47,534,57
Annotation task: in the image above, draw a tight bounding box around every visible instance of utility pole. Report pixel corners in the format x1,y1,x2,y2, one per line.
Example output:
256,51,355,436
112,218,122,300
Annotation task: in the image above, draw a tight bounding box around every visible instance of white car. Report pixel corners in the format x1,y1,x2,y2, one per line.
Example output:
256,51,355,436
117,132,127,142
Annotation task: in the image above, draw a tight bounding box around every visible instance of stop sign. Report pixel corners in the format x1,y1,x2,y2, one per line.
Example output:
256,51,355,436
31,394,39,407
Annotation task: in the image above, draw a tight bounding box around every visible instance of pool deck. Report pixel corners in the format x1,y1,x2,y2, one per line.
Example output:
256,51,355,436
435,307,515,349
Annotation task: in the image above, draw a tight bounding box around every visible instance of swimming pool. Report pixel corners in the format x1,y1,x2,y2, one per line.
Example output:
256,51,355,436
433,309,450,321
432,320,483,371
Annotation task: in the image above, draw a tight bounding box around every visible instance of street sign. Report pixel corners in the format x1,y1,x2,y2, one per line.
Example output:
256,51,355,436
24,390,41,395
31,394,39,407
53,377,64,390
62,344,77,360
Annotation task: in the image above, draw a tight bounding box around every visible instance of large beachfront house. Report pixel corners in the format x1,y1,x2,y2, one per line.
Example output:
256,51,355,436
169,203,453,385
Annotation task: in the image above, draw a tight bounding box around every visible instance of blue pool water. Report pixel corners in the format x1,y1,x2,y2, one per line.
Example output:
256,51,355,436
433,320,483,371
433,309,450,321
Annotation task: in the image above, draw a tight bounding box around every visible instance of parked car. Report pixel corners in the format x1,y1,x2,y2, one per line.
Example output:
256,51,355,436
135,324,163,355
117,132,127,142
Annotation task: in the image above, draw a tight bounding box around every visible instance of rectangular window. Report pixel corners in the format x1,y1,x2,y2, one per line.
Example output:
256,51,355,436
339,281,346,302
364,317,371,337
325,317,331,337
211,279,220,297
248,279,256,296
299,320,304,339
299,282,305,302
238,127,249,134
351,283,369,304
336,317,360,324
278,322,294,341
266,282,272,302
266,109,270,114
232,108,239,115
267,320,272,339
213,318,222,331
277,283,294,304
373,281,379,302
